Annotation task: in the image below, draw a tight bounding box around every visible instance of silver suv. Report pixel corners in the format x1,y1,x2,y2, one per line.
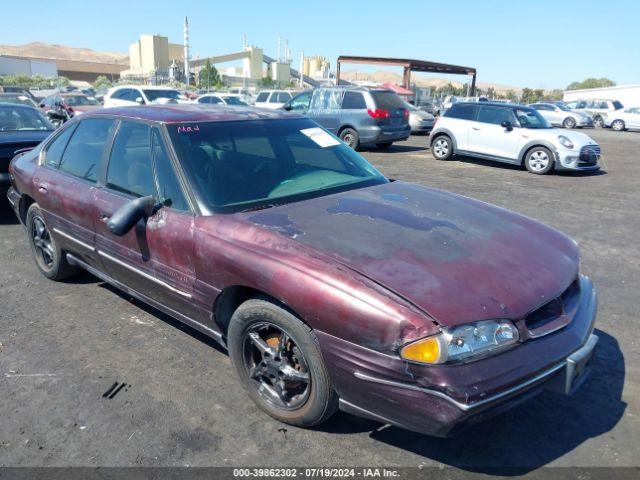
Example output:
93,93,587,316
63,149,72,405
283,87,410,149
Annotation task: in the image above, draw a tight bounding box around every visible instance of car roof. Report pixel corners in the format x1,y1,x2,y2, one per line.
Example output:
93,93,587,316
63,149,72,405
454,101,531,109
83,104,305,124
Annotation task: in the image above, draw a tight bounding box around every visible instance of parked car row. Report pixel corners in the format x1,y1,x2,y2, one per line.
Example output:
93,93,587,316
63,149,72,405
5,104,599,438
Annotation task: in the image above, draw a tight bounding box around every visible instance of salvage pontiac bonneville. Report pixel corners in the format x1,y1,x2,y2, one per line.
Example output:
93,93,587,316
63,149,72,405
7,105,598,436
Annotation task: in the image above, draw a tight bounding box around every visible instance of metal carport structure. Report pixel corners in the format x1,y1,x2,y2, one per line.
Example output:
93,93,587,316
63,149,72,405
336,55,477,96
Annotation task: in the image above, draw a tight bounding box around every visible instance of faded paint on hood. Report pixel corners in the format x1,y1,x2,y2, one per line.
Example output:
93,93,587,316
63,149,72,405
240,181,579,327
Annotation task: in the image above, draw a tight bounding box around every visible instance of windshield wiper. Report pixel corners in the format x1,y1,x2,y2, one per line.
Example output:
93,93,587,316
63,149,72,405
240,202,287,213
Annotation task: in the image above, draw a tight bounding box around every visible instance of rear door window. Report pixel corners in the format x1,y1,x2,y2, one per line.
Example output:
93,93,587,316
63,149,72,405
341,91,367,109
44,124,77,168
256,92,269,103
59,118,116,183
613,101,624,110
446,104,478,120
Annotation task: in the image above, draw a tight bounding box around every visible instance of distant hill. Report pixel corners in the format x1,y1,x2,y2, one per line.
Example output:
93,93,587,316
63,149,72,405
341,70,522,93
0,41,128,65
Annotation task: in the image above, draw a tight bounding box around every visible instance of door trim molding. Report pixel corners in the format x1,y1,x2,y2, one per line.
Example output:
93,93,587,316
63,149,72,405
97,250,192,299
53,228,95,252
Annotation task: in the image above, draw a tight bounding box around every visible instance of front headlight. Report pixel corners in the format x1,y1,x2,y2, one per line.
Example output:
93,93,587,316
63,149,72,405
400,319,519,364
558,135,574,149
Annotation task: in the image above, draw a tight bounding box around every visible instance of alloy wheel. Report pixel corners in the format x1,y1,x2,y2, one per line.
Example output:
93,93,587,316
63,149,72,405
528,150,550,172
612,120,625,131
342,133,355,148
433,138,449,158
594,117,604,128
31,216,54,271
241,322,311,411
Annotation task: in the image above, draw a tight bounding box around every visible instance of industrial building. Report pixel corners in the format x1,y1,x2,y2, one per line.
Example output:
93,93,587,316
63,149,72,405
563,84,640,107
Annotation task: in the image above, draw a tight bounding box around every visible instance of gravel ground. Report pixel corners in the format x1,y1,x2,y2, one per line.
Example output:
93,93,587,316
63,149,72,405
0,128,638,473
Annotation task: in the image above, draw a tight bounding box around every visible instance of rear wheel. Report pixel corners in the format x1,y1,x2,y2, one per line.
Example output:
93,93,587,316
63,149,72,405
593,116,604,128
612,119,625,131
228,297,338,427
563,117,577,129
26,203,79,280
524,146,554,175
339,128,359,150
431,135,453,160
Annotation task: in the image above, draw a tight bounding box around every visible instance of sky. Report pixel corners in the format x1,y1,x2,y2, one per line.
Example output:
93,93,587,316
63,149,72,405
0,0,638,89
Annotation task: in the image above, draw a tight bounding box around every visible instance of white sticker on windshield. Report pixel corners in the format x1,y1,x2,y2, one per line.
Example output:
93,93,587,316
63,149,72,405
300,127,341,148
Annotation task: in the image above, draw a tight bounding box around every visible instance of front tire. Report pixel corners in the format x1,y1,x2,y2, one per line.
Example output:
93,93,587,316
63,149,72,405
26,203,79,280
563,117,577,129
339,128,359,150
611,120,625,131
228,297,338,427
431,135,453,160
524,146,554,175
593,116,604,128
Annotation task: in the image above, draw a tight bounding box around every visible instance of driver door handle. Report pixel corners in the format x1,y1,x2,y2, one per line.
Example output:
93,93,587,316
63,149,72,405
100,213,111,223
471,127,481,131
37,183,48,193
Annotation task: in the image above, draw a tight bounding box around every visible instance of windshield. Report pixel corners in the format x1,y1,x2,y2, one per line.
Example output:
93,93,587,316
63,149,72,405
0,106,54,131
143,89,181,102
556,104,571,111
64,95,99,106
223,96,248,106
514,108,551,129
168,118,387,213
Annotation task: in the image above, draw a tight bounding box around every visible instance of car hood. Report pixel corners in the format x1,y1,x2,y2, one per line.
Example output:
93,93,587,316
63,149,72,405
411,110,435,120
0,130,52,145
240,181,579,327
536,128,598,147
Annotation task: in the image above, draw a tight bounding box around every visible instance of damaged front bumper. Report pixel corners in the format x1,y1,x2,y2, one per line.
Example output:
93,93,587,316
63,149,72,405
317,275,598,437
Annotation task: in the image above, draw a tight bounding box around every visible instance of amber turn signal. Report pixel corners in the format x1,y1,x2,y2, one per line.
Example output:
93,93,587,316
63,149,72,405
400,336,443,364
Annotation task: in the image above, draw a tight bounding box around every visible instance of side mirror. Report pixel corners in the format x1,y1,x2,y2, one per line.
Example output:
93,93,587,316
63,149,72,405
135,96,144,105
106,195,156,236
283,104,292,111
501,120,514,131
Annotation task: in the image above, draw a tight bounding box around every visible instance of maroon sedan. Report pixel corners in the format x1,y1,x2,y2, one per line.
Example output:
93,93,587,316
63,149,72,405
7,105,598,436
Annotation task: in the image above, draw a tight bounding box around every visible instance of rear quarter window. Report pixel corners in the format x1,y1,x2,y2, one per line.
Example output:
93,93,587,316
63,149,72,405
341,91,367,109
445,104,478,120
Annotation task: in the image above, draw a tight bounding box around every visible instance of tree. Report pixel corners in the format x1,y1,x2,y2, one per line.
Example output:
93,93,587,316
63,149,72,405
260,76,275,88
198,59,221,90
566,78,616,90
93,75,112,92
504,90,518,102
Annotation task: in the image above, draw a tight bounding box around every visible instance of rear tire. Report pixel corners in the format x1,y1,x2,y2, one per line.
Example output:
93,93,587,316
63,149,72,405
431,135,453,160
26,203,79,280
593,116,604,128
563,117,577,129
524,146,554,175
339,128,359,150
612,120,625,131
228,297,338,428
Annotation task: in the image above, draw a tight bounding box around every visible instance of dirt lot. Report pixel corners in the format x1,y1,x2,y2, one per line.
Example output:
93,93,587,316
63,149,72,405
0,128,638,473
